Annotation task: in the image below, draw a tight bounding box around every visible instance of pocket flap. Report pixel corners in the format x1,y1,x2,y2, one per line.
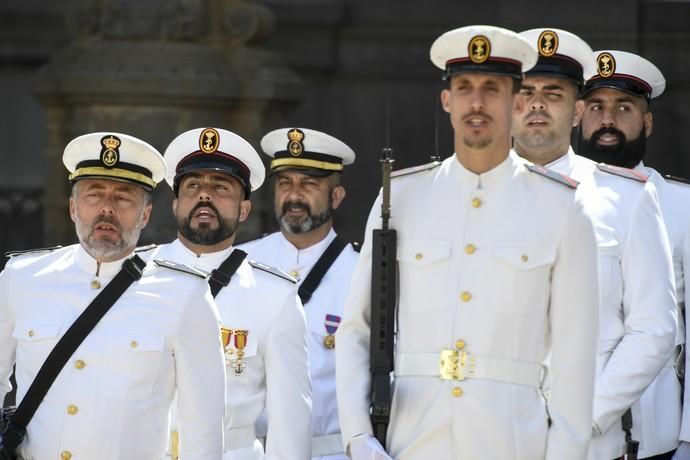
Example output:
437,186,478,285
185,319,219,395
12,320,62,341
398,240,451,266
494,242,555,270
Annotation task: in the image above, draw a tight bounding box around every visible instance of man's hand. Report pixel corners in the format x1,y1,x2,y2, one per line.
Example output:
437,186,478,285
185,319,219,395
348,434,393,460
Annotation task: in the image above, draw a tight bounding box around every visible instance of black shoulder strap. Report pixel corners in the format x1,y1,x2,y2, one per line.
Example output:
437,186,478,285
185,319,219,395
298,236,348,305
208,249,247,298
3,255,146,453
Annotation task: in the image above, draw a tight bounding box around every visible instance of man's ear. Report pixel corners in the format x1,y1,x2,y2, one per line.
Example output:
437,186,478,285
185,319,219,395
69,196,77,223
331,185,346,210
239,200,252,223
441,89,451,113
574,100,585,127
644,111,653,137
140,203,152,229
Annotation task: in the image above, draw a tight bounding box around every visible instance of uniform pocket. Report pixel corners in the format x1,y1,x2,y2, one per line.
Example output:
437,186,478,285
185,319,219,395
491,242,556,314
397,240,451,311
13,320,63,366
100,332,165,400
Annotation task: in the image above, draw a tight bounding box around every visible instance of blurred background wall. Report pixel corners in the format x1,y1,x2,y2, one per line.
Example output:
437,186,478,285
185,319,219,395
1,0,688,252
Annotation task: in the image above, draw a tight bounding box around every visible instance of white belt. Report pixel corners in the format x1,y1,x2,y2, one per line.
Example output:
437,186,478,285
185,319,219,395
395,351,544,388
224,425,256,451
258,433,344,457
312,433,344,457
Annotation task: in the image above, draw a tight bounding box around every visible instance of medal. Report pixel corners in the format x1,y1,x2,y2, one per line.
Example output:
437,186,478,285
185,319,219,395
220,327,234,363
232,329,249,375
323,314,341,350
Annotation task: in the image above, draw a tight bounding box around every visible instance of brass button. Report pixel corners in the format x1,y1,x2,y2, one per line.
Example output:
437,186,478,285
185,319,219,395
67,405,78,415
130,340,138,349
75,360,86,370
27,330,34,338
289,270,299,278
61,451,72,460
460,291,472,302
455,340,466,350
415,253,423,261
452,387,463,397
464,244,476,255
90,279,101,289
471,198,482,208
521,254,529,262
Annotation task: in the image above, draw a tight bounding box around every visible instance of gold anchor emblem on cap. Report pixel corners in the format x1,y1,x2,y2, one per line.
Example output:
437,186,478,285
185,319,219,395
538,30,558,57
100,135,120,168
199,128,220,154
287,128,305,157
597,52,615,78
468,35,491,64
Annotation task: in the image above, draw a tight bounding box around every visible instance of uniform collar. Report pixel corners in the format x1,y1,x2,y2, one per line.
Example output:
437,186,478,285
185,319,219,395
169,238,234,271
279,228,337,267
450,150,519,189
544,147,576,174
75,244,131,279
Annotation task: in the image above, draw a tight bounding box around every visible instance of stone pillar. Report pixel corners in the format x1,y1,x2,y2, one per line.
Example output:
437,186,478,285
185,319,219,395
32,0,302,246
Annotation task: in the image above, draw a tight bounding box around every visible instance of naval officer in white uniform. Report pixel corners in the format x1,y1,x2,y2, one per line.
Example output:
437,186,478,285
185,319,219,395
157,127,312,460
336,25,600,460
512,30,678,460
0,132,226,459
577,50,687,460
238,127,359,460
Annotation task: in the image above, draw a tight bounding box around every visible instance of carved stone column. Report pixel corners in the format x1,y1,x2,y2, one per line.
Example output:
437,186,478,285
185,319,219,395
33,0,302,246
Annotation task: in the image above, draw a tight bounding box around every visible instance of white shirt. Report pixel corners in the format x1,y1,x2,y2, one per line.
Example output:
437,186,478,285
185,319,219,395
0,244,226,460
547,150,678,458
337,152,600,460
239,229,359,460
153,239,312,460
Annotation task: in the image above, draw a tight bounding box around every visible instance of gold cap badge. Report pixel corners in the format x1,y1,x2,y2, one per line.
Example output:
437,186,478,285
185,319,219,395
537,30,558,57
287,128,305,157
199,128,220,154
468,35,491,64
100,135,121,168
597,52,616,78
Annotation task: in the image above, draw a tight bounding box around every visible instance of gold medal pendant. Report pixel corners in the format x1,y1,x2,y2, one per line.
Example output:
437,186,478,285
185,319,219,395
232,330,249,375
221,327,234,363
323,334,335,349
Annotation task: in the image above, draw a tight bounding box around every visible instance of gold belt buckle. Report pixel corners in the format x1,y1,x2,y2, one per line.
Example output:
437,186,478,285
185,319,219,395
440,349,468,380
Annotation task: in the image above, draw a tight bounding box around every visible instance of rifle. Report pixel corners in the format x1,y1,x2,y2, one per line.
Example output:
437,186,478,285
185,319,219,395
369,146,397,448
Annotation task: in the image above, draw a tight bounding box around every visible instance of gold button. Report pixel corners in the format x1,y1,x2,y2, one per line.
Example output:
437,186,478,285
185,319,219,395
415,253,423,261
130,340,138,349
452,387,463,397
455,339,466,350
67,405,78,415
289,270,299,278
28,330,34,337
90,279,101,289
460,291,472,302
61,451,72,460
521,254,529,262
75,360,86,370
464,244,476,255
471,198,482,208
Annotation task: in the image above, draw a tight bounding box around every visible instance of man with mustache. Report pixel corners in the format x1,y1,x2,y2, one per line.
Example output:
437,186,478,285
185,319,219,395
0,132,226,459
237,128,359,460
336,25,600,460
155,127,312,460
577,51,690,460
512,30,678,460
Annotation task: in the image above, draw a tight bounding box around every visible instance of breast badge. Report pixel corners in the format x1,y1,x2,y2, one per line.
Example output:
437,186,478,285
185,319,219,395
323,314,341,349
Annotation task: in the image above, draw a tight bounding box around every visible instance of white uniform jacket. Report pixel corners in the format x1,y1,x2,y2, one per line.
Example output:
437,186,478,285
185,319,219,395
547,150,678,459
153,240,312,460
336,152,600,460
637,165,690,451
0,244,226,460
239,229,359,460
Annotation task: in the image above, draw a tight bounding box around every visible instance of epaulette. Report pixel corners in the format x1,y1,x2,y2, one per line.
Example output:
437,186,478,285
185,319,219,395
597,163,648,182
153,259,209,279
4,245,62,258
248,260,297,283
391,161,442,179
134,244,158,253
351,241,361,253
526,164,579,189
664,174,690,186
